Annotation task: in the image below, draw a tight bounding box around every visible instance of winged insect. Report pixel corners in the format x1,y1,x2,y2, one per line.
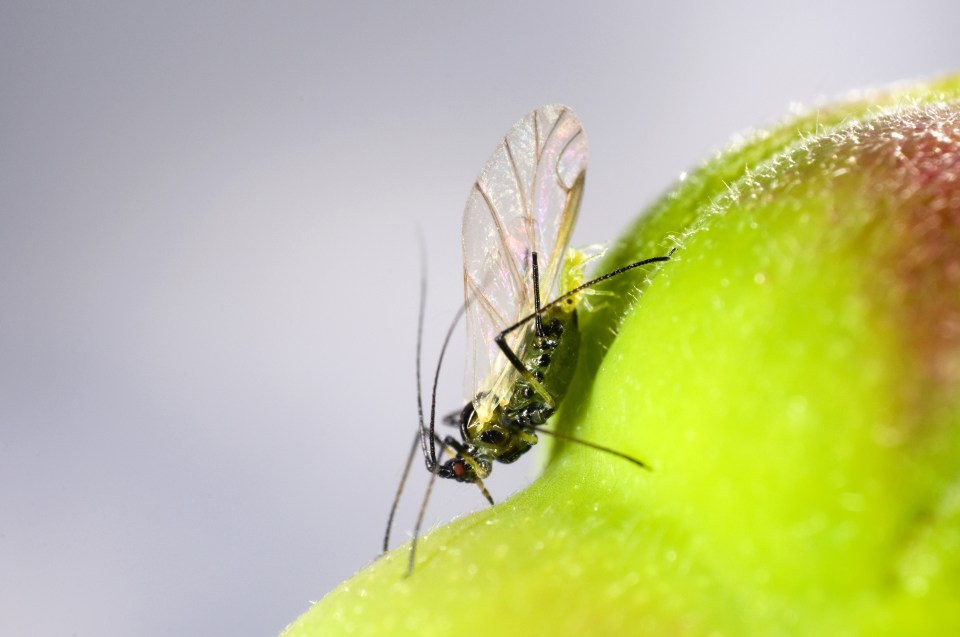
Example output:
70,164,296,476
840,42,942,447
384,105,674,573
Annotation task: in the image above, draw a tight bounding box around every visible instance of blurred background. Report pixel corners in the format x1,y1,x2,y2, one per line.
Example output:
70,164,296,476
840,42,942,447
1,2,958,635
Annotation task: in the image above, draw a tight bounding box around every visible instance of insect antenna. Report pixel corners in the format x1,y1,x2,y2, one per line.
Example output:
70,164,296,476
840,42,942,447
407,299,465,575
418,304,466,468
382,234,465,559
499,250,676,344
561,247,677,299
524,423,650,470
382,433,420,555
382,236,431,555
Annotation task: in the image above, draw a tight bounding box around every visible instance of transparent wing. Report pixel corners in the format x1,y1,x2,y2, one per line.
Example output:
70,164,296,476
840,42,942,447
462,104,588,421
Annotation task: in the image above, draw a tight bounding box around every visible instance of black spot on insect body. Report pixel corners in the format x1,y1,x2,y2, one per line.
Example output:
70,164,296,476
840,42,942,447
495,445,530,464
500,402,553,432
511,382,534,403
479,428,506,445
534,336,558,351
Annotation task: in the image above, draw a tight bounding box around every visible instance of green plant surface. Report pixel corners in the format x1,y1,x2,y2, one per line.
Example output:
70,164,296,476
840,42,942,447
284,76,960,636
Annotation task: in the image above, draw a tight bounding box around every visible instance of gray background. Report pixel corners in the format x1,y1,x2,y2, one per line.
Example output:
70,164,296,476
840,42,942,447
1,2,957,635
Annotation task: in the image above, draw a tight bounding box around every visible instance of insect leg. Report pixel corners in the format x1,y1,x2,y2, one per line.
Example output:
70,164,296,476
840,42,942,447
386,432,460,557
440,408,461,427
402,431,468,575
491,250,556,406
408,457,440,576
531,250,544,337
383,431,420,555
524,422,650,470
499,250,676,345
400,237,467,572
494,250,675,407
406,432,488,576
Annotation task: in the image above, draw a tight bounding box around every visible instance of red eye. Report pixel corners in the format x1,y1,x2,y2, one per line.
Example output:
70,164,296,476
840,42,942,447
453,462,466,478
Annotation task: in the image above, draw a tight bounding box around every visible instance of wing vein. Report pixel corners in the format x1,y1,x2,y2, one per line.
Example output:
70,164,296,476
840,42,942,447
530,106,570,266
540,107,569,159
534,110,541,165
474,180,529,305
555,128,584,190
504,136,531,224
465,270,509,330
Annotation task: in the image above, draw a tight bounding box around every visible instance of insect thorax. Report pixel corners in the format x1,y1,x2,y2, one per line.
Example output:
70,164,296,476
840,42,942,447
464,306,580,465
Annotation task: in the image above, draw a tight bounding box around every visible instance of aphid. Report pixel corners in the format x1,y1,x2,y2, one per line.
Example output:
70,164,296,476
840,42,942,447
383,105,674,573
